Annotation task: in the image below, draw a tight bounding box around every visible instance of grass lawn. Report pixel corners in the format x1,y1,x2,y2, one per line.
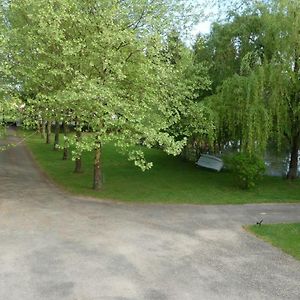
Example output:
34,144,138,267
21,131,300,204
247,223,300,261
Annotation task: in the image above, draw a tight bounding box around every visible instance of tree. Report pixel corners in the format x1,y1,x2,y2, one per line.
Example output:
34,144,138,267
161,30,213,161
207,0,300,179
2,0,202,189
194,8,266,95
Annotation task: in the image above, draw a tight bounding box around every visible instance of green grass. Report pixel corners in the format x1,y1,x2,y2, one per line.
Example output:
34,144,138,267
247,223,300,261
22,131,300,204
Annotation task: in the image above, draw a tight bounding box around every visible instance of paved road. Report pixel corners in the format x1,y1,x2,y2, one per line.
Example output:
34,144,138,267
1,131,300,300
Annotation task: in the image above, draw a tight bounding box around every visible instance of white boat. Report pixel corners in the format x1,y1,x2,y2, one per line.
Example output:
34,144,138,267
196,154,224,172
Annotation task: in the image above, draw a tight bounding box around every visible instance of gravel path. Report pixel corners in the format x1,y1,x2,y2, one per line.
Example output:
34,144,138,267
1,131,300,300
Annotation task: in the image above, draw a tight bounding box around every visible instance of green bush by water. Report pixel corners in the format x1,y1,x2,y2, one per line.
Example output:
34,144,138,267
225,153,266,189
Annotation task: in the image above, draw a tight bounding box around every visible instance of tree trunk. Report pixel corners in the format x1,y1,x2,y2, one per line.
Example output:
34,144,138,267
63,147,69,160
287,134,299,179
37,120,41,136
93,145,102,190
74,129,82,173
41,120,46,139
62,121,68,160
53,120,60,150
46,120,51,144
74,157,82,173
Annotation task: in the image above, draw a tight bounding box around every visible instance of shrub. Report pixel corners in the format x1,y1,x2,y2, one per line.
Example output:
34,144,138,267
226,153,266,189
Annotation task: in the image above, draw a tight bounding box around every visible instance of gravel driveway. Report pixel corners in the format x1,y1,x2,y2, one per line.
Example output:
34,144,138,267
1,132,300,300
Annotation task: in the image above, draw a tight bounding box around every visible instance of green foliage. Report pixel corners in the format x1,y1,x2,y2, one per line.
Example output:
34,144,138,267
163,30,213,160
211,69,271,155
0,0,204,175
201,0,300,178
226,153,266,189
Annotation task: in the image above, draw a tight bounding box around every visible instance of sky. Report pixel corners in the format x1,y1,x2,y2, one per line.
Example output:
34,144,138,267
191,20,212,36
188,0,217,41
190,0,239,37
189,0,219,38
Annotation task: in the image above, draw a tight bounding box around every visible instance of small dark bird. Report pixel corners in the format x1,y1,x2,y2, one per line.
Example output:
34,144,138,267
256,219,263,226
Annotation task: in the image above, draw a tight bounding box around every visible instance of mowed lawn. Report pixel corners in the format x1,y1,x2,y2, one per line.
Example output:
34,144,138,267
247,224,300,261
23,132,300,204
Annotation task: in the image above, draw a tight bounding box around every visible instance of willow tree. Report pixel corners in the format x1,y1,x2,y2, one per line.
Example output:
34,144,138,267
210,0,300,179
2,0,203,189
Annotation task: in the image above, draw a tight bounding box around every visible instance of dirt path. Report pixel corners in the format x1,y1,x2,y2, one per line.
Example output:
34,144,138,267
1,131,300,300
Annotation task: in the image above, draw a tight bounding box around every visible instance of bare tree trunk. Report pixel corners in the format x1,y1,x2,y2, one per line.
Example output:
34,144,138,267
74,129,82,173
287,133,299,179
93,145,102,190
46,120,51,144
62,121,69,160
37,120,41,136
41,120,46,139
74,157,82,173
53,120,60,150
